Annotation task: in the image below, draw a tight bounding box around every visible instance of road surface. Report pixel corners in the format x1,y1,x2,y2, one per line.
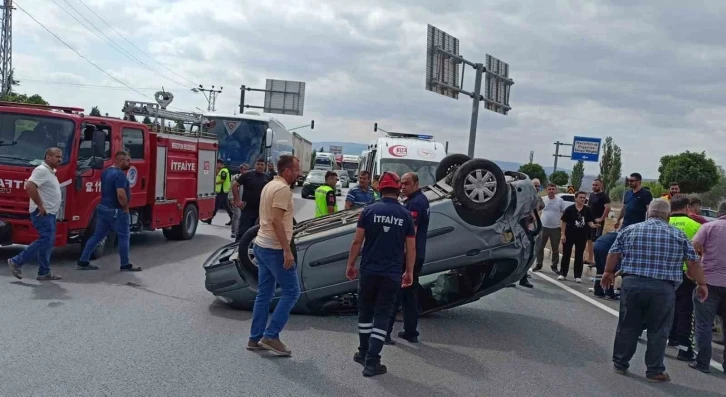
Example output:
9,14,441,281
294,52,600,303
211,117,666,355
0,186,723,396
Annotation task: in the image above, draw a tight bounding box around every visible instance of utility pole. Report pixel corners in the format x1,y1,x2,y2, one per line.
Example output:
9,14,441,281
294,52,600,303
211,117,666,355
0,0,14,96
552,141,572,173
529,150,534,164
192,85,222,112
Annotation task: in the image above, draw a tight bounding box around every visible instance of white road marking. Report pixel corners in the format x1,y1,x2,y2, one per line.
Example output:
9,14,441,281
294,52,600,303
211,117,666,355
533,253,724,372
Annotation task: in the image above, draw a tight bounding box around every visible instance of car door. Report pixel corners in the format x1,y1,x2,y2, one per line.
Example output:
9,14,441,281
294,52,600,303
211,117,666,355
120,126,150,208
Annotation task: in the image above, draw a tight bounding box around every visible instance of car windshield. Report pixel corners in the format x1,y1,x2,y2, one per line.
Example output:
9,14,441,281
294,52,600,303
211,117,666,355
560,195,575,202
307,171,325,179
380,158,438,187
0,113,75,166
207,117,268,166
315,157,331,165
335,171,347,177
342,161,358,170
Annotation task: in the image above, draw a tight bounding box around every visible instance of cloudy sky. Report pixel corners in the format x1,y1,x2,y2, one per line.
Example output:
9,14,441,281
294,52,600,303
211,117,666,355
12,0,726,177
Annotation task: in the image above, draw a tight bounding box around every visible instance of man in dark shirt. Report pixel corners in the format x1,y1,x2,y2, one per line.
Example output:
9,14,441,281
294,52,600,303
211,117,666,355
386,172,429,344
77,151,141,272
266,162,277,179
346,171,415,377
615,173,653,230
586,178,611,264
232,158,270,242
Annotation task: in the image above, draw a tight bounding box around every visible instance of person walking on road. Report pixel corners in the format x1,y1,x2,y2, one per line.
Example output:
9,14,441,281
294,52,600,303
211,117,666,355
559,191,598,282
229,163,249,239
602,199,708,383
247,155,301,356
314,171,339,218
386,172,430,343
586,178,611,264
667,195,702,361
77,151,141,272
204,159,233,225
534,183,568,274
345,171,375,209
232,158,270,242
7,147,64,281
690,200,726,374
614,173,653,230
346,171,415,377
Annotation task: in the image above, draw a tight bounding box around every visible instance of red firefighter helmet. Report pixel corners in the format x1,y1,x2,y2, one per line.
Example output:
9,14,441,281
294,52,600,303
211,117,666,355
378,171,401,190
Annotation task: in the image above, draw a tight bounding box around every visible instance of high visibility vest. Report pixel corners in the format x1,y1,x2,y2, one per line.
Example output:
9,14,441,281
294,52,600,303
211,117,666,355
373,190,380,201
669,215,701,271
216,168,231,193
315,185,337,218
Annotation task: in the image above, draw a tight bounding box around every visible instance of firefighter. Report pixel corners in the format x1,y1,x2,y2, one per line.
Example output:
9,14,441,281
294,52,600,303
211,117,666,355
314,171,338,218
204,159,233,225
346,171,415,377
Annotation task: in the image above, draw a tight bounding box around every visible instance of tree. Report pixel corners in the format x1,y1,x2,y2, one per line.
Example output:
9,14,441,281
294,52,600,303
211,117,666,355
310,151,317,170
90,106,102,116
549,170,569,186
319,147,324,152
571,161,585,190
658,151,720,193
0,92,48,105
642,181,665,198
518,163,547,184
142,116,152,124
598,136,622,193
698,166,726,208
610,185,627,203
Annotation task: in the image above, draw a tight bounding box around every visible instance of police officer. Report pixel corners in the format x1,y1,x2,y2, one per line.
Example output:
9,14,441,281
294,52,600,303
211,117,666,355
345,171,415,377
314,171,338,218
204,159,233,225
386,172,429,344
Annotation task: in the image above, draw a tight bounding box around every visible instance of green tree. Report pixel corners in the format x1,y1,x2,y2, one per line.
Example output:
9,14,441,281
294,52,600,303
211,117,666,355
699,166,726,208
598,137,622,193
142,115,152,124
518,163,547,184
175,120,186,131
0,92,49,105
549,170,569,186
610,185,627,203
571,161,585,190
658,151,720,193
642,181,666,198
310,151,317,171
90,106,101,116
319,147,324,152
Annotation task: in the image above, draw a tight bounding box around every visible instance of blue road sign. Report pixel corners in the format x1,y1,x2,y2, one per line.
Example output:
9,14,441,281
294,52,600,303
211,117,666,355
571,136,602,162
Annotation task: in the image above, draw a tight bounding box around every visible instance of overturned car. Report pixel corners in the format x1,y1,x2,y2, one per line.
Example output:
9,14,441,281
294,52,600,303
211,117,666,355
203,154,542,315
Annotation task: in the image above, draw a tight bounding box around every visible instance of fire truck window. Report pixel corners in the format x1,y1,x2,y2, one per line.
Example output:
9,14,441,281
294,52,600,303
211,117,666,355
122,128,144,160
78,126,111,161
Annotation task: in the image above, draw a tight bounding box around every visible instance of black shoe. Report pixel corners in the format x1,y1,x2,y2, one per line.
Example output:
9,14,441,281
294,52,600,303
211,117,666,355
676,349,695,362
688,362,711,373
506,283,516,288
225,221,232,226
120,264,142,272
668,339,679,347
362,363,387,377
202,219,212,224
353,352,365,366
519,278,534,288
384,337,396,345
76,261,100,270
398,331,418,343
551,265,559,275
532,265,543,272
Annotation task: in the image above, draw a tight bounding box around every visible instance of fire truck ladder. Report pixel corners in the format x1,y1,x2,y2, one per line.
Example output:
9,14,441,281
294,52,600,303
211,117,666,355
122,100,215,139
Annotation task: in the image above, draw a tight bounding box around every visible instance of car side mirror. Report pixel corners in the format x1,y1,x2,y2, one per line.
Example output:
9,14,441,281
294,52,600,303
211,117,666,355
265,128,273,149
91,130,106,158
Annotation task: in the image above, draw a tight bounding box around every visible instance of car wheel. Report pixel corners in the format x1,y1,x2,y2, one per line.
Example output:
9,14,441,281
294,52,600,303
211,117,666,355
436,153,471,182
452,158,507,214
237,225,261,274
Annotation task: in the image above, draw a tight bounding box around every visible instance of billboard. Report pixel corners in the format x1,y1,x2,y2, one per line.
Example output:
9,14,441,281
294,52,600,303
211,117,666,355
329,145,343,154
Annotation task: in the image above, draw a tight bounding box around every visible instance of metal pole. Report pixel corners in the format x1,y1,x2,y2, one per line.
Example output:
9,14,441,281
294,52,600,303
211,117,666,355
239,85,246,114
467,63,484,158
553,141,560,173
445,141,449,154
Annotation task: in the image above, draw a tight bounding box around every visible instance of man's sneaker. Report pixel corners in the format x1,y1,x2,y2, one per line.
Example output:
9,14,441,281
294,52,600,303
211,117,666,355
76,261,100,271
613,365,628,375
575,278,582,283
225,221,232,226
363,363,387,377
37,273,61,281
557,275,565,281
646,372,671,383
398,331,418,343
246,339,264,351
550,265,559,274
519,278,534,288
353,352,365,366
532,265,543,272
120,264,142,272
259,337,291,356
7,258,22,279
688,362,711,373
676,349,695,362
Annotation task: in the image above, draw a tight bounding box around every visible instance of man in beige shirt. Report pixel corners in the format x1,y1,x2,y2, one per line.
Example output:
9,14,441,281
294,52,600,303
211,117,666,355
247,155,300,357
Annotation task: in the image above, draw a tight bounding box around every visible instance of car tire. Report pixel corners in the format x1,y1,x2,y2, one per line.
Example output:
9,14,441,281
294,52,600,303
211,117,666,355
236,224,299,277
452,158,507,214
436,153,471,182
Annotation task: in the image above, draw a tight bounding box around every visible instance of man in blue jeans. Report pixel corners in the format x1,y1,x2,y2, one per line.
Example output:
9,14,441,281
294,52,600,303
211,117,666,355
592,231,619,299
8,147,64,281
76,151,141,272
247,155,300,356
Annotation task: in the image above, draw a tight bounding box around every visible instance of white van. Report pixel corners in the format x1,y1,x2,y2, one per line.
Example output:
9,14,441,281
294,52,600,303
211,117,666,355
360,133,446,187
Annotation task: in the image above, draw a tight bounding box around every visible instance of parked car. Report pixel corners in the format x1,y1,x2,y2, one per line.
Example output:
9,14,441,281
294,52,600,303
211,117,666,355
301,170,342,198
203,154,542,315
335,170,350,188
700,208,718,222
557,193,588,208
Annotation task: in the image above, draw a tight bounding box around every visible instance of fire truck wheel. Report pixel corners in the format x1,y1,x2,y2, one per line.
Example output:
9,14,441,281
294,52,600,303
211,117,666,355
163,204,199,241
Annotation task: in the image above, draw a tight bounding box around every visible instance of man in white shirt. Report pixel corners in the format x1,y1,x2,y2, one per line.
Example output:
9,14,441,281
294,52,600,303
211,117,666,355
7,147,63,281
533,183,568,274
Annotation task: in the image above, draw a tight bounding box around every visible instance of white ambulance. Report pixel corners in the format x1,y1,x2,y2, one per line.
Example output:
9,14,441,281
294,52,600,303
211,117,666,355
360,133,446,187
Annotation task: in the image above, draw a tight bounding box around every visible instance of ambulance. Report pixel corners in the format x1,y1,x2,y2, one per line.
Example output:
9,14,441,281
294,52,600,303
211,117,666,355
360,132,446,187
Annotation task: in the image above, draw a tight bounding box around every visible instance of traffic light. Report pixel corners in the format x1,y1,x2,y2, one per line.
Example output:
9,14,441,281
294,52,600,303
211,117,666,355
374,123,378,132
310,120,315,130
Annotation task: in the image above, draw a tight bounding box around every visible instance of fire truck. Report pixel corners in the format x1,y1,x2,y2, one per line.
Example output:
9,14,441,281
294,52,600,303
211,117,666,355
0,94,218,259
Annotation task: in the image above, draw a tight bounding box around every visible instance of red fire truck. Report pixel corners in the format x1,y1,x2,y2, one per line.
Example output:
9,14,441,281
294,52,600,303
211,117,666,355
0,99,217,259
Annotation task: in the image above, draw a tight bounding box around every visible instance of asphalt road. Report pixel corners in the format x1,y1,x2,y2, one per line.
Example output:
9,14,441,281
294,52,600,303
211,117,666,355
1,186,724,397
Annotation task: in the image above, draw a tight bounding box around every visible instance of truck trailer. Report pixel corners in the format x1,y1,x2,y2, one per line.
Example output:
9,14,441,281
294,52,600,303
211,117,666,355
292,132,312,186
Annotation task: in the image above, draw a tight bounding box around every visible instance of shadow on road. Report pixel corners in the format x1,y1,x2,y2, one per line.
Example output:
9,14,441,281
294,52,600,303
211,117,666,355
9,280,71,301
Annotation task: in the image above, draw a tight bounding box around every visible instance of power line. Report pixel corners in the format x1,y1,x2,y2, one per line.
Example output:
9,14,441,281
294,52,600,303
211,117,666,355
14,1,153,100
18,78,188,91
75,0,198,88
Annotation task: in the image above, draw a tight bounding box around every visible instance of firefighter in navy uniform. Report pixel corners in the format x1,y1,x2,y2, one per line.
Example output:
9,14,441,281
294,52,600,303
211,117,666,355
345,171,416,377
386,172,429,344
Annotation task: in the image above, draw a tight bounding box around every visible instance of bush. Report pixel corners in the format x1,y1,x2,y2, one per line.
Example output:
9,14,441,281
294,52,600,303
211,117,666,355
609,185,627,203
